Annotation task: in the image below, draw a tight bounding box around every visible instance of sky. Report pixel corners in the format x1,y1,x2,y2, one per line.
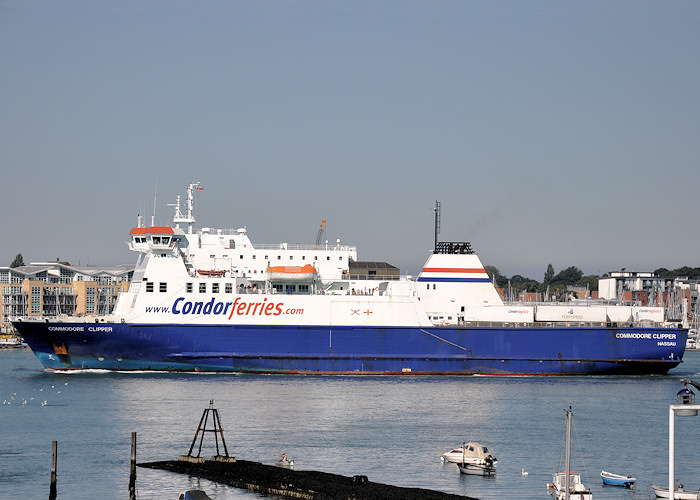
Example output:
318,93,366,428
1,1,699,279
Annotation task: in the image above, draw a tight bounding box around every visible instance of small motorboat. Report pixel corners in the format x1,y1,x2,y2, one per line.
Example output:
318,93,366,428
440,444,466,463
177,491,212,500
601,470,636,488
440,442,497,476
458,458,496,476
440,441,497,466
275,453,294,468
651,483,700,499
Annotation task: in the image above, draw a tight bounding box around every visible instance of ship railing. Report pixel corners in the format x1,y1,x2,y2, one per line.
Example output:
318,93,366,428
252,243,357,252
504,299,642,307
457,320,665,328
342,274,401,281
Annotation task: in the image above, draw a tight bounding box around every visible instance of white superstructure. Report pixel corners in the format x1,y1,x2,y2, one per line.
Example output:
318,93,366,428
129,183,358,283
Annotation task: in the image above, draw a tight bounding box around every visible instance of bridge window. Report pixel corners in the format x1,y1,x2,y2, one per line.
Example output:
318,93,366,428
159,282,167,293
146,282,154,292
212,283,219,293
199,283,206,293
186,283,193,293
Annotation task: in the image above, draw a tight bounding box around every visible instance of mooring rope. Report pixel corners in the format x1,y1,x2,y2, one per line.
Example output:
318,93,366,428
419,328,472,353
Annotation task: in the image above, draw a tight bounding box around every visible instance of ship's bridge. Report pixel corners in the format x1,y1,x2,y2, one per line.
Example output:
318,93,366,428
128,226,187,253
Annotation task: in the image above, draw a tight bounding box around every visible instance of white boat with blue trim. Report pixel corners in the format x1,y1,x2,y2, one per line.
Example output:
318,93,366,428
600,470,635,488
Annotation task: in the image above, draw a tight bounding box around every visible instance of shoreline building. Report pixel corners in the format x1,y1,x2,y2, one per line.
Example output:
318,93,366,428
0,261,133,332
598,270,693,322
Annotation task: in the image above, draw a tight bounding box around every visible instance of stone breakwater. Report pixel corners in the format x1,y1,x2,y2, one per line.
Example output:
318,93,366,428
139,459,475,500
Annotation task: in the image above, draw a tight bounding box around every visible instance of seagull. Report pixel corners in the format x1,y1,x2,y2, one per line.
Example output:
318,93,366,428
522,468,529,476
41,400,47,406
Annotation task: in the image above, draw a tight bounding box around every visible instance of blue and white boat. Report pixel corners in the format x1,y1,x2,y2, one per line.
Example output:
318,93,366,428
12,184,688,375
600,470,636,488
177,491,211,500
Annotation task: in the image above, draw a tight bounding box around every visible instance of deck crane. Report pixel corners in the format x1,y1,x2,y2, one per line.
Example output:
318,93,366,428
315,219,326,248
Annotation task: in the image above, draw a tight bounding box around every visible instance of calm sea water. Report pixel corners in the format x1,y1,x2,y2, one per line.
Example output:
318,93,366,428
2,348,700,500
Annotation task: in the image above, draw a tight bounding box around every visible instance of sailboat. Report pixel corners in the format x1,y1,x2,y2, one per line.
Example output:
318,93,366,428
549,407,593,500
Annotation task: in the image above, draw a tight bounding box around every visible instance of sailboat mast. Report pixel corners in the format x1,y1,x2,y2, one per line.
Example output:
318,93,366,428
565,406,572,500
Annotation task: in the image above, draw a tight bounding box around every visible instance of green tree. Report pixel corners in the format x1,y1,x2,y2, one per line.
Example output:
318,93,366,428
654,267,671,278
10,253,24,268
551,266,583,286
543,263,554,285
672,266,700,279
510,275,540,293
484,265,508,288
578,275,599,292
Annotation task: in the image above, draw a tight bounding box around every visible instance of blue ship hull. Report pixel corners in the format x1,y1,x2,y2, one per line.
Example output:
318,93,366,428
13,321,687,375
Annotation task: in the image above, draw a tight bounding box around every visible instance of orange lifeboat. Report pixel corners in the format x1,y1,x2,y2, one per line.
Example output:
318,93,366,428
197,269,227,277
266,264,317,282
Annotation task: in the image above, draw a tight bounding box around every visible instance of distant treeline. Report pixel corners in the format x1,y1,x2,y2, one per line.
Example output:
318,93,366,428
485,263,700,294
654,266,700,280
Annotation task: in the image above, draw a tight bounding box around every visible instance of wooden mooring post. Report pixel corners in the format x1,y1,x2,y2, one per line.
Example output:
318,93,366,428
129,432,137,500
49,440,57,500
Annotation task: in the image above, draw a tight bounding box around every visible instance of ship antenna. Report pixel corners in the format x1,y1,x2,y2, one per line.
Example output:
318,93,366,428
167,195,183,229
433,200,441,252
172,182,203,234
151,177,158,227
